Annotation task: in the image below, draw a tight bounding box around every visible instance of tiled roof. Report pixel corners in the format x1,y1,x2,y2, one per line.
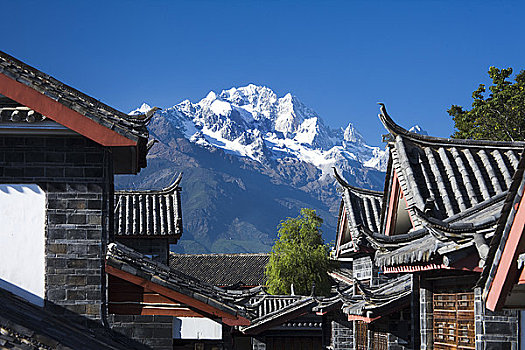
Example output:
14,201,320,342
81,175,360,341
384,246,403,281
106,242,258,320
0,51,149,143
373,200,501,268
0,287,147,350
341,274,412,319
379,103,523,228
240,295,319,335
481,150,525,295
335,169,383,233
114,174,183,239
334,169,383,255
169,252,269,287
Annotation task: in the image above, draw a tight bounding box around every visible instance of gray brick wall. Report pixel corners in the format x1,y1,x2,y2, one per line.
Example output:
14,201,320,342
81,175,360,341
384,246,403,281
419,279,433,350
474,287,518,350
0,135,112,323
331,316,353,350
108,315,173,350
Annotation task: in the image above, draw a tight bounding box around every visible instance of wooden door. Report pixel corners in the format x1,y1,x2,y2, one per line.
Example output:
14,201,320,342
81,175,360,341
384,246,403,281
355,321,368,350
433,292,475,350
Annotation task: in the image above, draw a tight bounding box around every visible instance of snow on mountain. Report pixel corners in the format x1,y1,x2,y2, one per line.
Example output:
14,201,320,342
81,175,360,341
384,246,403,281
409,125,428,135
129,102,152,115
134,84,388,177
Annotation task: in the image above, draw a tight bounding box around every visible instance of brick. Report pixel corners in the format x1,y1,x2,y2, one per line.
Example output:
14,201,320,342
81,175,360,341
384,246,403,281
87,275,101,285
67,214,86,224
67,259,87,269
24,166,45,177
67,290,86,300
45,167,65,177
48,199,67,210
48,244,67,254
65,168,84,177
86,290,101,300
87,214,102,225
4,167,24,177
47,288,66,300
67,200,87,209
45,152,65,163
25,151,45,162
67,276,87,286
45,137,65,147
85,153,103,163
66,229,87,239
66,304,86,314
84,167,103,178
86,230,100,239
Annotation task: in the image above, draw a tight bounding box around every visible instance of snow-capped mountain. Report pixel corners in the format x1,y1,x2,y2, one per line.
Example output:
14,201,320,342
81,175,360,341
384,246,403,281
409,125,428,135
132,84,388,178
120,85,388,253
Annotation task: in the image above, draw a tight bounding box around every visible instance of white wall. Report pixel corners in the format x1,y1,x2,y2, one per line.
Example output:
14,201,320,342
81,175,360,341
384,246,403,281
173,317,222,339
0,184,46,306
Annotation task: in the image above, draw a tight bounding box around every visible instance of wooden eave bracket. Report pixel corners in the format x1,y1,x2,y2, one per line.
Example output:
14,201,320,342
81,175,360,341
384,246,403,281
105,264,250,326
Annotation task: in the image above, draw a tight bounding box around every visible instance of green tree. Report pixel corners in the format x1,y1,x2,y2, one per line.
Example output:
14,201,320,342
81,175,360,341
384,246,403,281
265,208,334,296
449,67,525,141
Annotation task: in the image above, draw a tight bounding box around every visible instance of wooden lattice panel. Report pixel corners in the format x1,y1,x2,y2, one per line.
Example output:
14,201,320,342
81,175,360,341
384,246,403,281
433,292,474,350
372,331,388,350
355,321,368,350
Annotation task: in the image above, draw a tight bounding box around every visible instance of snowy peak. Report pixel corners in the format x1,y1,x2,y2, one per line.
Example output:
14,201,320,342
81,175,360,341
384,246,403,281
144,84,387,175
343,123,364,144
409,125,428,135
129,102,152,115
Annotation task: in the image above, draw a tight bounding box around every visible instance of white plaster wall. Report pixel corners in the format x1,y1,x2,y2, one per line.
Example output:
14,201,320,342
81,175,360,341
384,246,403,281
173,317,222,339
0,184,46,306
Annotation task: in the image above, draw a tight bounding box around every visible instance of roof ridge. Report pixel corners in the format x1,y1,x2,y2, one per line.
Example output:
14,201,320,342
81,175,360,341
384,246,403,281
0,50,135,123
378,103,525,148
116,173,182,195
170,252,270,257
333,167,383,197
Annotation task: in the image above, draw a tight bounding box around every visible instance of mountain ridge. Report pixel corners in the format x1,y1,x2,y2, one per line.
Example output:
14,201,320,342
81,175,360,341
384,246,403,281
118,85,390,253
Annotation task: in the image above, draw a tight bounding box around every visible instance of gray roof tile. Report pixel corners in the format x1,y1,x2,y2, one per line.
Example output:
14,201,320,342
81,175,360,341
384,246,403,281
115,174,183,238
169,253,269,287
0,288,147,350
0,51,149,142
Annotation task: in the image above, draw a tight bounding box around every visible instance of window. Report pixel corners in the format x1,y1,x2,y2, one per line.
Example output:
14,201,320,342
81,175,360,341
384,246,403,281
433,292,475,349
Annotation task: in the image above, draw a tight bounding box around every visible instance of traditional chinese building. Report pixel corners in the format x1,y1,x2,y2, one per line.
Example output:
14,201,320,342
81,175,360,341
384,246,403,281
330,104,523,349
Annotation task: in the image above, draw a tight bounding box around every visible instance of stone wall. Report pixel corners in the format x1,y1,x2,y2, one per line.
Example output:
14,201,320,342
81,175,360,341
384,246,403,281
420,278,433,350
108,315,173,350
474,287,518,350
0,135,112,323
331,314,354,350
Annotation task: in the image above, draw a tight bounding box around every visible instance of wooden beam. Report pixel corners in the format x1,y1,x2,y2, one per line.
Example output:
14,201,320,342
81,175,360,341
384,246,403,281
0,73,136,147
105,264,250,326
347,315,380,323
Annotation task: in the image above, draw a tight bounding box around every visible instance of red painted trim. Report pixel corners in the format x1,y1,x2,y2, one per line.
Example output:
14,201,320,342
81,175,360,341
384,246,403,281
109,304,205,317
0,73,136,146
347,315,380,323
486,194,525,311
105,264,250,326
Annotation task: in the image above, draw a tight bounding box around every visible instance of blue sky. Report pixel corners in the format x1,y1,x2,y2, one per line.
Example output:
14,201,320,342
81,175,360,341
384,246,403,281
2,0,524,145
